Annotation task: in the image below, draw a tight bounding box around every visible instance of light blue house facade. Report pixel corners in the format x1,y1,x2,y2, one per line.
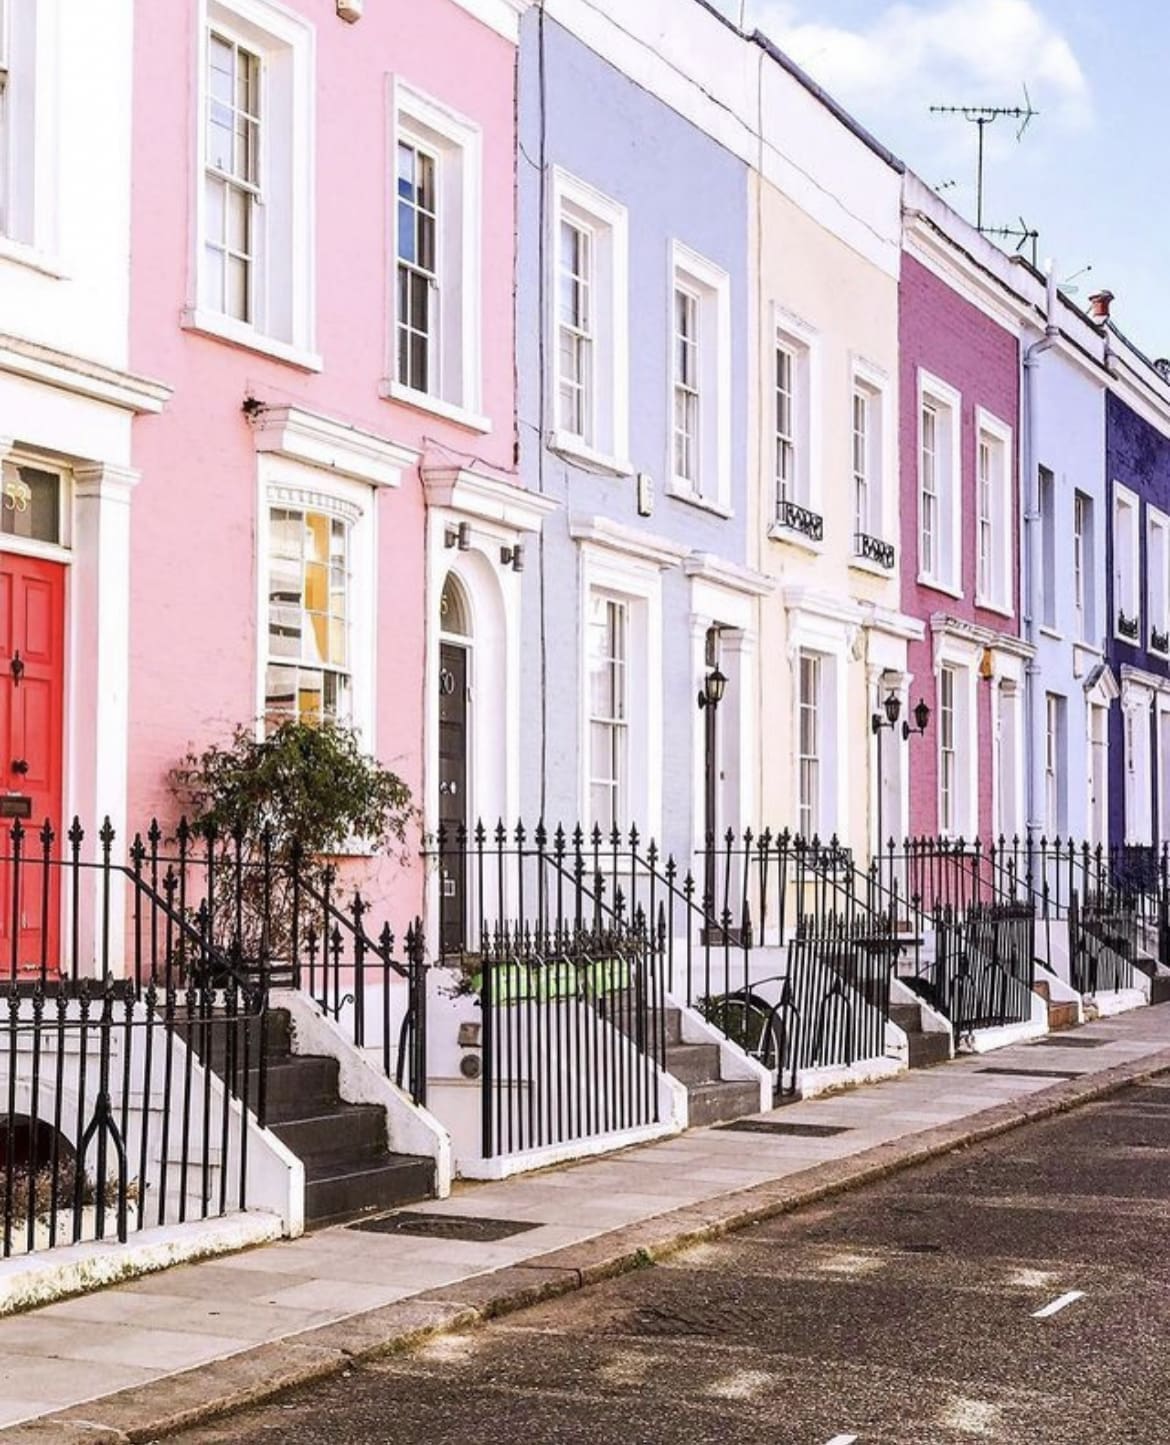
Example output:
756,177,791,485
513,1,764,864
1018,266,1113,849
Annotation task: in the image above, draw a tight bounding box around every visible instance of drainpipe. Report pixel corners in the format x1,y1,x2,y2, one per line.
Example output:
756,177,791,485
1022,264,1060,844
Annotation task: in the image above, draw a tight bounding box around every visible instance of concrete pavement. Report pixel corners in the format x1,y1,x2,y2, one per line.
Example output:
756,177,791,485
6,1004,1170,1439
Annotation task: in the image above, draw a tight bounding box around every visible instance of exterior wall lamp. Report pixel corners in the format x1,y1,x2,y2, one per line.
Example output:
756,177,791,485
903,696,930,740
499,543,524,573
444,521,471,551
870,689,902,734
697,665,727,710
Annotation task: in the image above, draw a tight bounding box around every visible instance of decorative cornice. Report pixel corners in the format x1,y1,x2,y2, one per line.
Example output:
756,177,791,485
424,466,557,533
569,513,690,570
249,404,419,488
0,333,171,415
682,552,774,597
929,612,1035,660
73,462,141,502
781,585,865,628
1083,662,1120,705
860,603,926,643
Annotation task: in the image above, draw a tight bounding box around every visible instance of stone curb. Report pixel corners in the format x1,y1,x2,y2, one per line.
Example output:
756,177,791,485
10,1047,1170,1443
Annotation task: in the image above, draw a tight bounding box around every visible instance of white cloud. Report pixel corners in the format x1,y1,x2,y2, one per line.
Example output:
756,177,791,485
747,0,1092,134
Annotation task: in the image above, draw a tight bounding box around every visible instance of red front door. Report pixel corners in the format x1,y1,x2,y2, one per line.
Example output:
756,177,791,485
0,553,65,976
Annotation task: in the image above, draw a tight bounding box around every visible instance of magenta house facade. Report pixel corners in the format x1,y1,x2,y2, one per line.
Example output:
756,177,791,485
899,182,1029,843
126,0,536,915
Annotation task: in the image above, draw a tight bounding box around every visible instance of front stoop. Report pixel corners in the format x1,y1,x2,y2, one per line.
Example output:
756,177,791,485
890,1001,950,1068
259,1010,435,1227
656,1006,761,1126
1033,979,1078,1032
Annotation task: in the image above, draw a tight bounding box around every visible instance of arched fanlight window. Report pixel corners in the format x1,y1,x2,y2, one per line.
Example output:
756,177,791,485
440,573,471,637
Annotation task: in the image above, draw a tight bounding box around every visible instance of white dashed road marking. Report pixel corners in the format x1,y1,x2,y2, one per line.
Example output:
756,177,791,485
824,1435,859,1445
1032,1290,1086,1318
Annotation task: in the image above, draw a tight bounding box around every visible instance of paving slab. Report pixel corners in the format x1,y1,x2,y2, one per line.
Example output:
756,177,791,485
5,1004,1170,1438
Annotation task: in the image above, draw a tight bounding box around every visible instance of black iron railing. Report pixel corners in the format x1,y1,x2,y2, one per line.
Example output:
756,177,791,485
854,532,896,569
1153,627,1170,655
774,499,824,542
474,914,666,1158
1069,890,1137,994
926,902,1035,1038
1118,611,1140,641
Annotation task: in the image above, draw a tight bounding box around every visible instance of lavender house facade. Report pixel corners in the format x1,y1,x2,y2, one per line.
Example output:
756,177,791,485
515,0,762,864
1104,374,1170,849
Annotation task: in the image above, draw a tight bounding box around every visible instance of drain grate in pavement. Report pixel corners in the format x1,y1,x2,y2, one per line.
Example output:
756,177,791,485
348,1211,542,1241
976,1066,1082,1079
1033,1037,1110,1049
714,1120,851,1137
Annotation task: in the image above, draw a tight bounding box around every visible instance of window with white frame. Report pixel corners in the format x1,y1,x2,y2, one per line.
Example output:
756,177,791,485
265,502,353,726
773,320,816,532
1074,491,1093,642
975,412,1011,611
196,1,314,352
1124,693,1153,844
668,243,731,508
0,0,44,247
850,368,888,556
918,377,959,592
1044,692,1066,837
552,170,628,467
0,0,9,237
1039,466,1056,629
938,664,957,835
393,86,482,415
852,386,870,537
588,593,628,834
936,661,975,837
1114,484,1140,642
797,651,822,839
1148,508,1170,654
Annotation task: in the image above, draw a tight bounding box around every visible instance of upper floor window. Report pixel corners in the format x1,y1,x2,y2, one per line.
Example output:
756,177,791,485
850,362,891,567
1149,507,1170,655
266,504,352,726
0,0,44,248
975,410,1012,612
551,169,629,471
204,32,260,324
771,312,819,543
1114,483,1140,643
391,86,483,422
1039,466,1056,629
0,0,9,236
668,242,731,510
918,374,960,594
588,592,628,834
194,1,315,358
1073,491,1094,643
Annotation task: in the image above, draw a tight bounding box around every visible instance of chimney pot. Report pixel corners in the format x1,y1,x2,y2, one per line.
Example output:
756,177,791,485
1088,289,1115,322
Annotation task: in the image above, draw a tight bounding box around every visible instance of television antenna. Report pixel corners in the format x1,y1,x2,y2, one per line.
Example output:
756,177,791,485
929,85,1038,229
981,215,1041,268
1058,264,1093,297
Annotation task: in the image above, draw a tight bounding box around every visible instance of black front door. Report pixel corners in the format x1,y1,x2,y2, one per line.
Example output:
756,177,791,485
438,643,468,954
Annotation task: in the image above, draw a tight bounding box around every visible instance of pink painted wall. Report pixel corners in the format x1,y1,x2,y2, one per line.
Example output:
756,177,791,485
899,253,1021,839
128,0,519,915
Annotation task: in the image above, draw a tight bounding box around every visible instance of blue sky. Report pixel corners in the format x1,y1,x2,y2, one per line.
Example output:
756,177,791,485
711,0,1168,358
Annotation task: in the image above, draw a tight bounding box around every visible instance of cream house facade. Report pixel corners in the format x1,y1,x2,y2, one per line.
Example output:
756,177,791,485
749,42,920,856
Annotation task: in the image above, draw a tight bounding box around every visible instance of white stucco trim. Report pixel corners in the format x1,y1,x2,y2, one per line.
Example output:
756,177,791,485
446,0,528,42
682,552,774,597
249,403,420,487
423,465,557,533
568,513,689,570
0,333,171,414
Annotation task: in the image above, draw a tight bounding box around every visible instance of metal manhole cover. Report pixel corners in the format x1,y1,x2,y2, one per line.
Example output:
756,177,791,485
714,1120,851,1137
348,1211,542,1241
1033,1037,1109,1049
976,1066,1082,1079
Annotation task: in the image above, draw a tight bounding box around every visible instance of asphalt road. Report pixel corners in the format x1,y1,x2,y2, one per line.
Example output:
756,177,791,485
177,1082,1170,1444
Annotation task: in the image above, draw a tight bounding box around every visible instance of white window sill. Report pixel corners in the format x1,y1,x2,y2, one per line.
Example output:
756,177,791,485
848,555,895,581
917,574,964,602
1114,626,1141,647
767,522,822,556
975,594,1014,620
0,234,68,280
548,431,634,478
667,484,731,519
182,309,323,372
1038,625,1063,642
381,380,492,435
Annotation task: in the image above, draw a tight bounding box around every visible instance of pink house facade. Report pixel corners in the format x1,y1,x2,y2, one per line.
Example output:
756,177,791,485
127,0,543,918
899,183,1030,843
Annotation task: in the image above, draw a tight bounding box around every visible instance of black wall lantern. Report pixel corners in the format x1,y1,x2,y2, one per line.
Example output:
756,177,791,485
697,665,727,711
903,696,931,740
